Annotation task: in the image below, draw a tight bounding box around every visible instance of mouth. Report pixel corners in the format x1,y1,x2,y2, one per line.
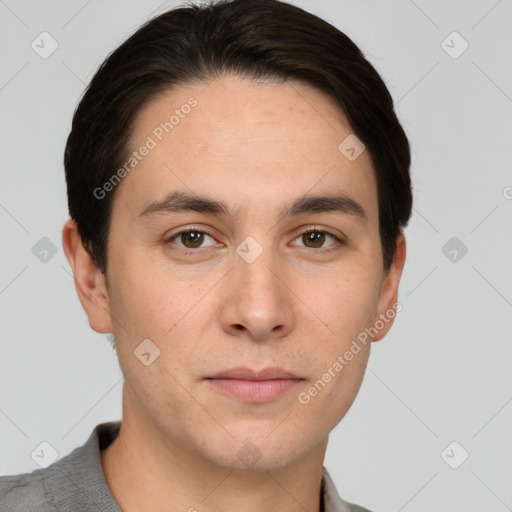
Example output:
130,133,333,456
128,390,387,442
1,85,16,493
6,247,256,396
205,367,304,403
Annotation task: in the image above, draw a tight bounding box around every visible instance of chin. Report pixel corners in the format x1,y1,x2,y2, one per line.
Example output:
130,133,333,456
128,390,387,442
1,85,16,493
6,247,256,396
195,427,319,472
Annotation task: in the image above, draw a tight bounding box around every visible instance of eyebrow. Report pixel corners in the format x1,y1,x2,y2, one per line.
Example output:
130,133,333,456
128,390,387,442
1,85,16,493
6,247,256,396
138,191,367,223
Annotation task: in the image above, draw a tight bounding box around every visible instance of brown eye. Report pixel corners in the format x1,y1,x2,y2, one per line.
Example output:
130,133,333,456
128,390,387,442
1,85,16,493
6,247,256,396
302,231,325,248
292,229,343,251
167,230,217,250
180,230,204,248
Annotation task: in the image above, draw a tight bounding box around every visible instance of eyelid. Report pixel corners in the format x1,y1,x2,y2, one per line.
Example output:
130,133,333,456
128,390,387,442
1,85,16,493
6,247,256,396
296,225,344,239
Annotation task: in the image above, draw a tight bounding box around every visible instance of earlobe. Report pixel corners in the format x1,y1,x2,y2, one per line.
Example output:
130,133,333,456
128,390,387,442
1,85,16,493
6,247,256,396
62,219,113,334
371,232,407,342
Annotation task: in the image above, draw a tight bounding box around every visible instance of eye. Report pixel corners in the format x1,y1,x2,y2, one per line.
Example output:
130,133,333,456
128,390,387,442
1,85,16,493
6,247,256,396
166,229,218,250
165,227,344,253
291,229,344,251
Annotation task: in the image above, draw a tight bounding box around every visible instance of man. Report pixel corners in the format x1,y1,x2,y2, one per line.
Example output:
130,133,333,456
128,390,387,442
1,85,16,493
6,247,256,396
0,0,411,510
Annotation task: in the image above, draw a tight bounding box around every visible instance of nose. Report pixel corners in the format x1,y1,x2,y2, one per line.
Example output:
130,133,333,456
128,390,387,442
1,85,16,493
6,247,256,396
219,248,296,341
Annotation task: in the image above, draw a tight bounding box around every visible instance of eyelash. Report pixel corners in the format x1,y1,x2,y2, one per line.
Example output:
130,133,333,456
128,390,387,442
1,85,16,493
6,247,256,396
165,226,345,254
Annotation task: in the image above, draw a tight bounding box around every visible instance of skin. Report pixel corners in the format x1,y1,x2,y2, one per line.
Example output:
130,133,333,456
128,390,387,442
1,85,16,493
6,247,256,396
62,75,406,512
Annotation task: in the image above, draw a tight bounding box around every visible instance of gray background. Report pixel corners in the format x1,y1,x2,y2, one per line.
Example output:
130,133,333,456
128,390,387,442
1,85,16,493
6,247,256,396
1,1,511,510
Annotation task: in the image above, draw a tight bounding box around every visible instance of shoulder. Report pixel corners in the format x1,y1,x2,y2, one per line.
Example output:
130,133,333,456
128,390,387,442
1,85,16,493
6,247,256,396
0,466,59,511
0,421,121,512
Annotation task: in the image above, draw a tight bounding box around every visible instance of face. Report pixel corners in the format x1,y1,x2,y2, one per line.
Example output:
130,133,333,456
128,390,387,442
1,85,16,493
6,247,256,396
66,75,405,471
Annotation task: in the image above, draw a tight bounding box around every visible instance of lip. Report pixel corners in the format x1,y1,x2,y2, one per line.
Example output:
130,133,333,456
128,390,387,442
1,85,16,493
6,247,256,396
209,366,301,380
205,367,304,403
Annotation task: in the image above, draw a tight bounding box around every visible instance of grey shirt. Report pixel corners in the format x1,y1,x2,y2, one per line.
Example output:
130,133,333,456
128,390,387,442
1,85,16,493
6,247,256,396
0,421,371,512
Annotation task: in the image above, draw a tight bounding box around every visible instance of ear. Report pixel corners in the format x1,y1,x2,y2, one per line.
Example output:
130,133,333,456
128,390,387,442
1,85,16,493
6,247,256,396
62,219,113,334
371,231,406,342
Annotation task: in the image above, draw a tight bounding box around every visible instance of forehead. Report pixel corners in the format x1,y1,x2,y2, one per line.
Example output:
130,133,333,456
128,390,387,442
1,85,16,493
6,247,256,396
115,75,378,221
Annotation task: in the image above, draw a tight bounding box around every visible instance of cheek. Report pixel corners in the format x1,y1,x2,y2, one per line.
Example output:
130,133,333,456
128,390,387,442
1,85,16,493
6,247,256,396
325,349,370,428
108,256,190,338
122,359,203,441
295,266,379,416
311,267,383,347
107,258,216,378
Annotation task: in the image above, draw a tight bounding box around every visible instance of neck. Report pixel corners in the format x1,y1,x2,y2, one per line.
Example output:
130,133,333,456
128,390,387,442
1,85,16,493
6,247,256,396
100,387,327,512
